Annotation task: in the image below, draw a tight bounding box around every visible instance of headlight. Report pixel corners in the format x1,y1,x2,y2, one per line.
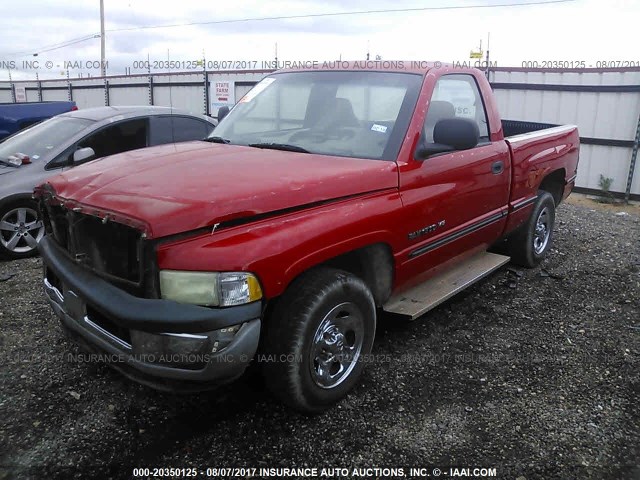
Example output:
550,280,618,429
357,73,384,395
159,270,262,306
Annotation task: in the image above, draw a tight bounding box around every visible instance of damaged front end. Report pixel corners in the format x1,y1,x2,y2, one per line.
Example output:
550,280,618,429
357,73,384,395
33,183,262,391
34,183,158,298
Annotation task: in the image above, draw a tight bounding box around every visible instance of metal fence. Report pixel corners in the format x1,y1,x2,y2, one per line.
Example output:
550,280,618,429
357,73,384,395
488,67,640,201
2,66,639,199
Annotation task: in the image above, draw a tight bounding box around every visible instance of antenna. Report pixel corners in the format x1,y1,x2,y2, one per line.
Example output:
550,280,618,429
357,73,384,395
147,52,152,106
274,42,278,69
367,40,370,60
167,48,173,108
100,0,106,77
168,48,175,142
485,32,491,78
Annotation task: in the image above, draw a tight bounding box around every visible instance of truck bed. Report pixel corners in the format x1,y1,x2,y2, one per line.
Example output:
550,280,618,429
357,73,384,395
502,119,559,138
500,119,580,234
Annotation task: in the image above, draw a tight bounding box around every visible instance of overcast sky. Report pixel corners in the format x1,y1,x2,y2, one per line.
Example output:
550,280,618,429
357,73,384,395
1,0,638,80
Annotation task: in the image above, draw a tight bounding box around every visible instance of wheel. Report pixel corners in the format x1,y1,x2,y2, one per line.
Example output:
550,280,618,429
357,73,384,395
261,267,376,414
508,191,556,268
0,200,45,259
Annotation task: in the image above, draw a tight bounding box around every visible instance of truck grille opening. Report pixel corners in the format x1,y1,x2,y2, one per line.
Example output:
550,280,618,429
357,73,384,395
41,202,146,294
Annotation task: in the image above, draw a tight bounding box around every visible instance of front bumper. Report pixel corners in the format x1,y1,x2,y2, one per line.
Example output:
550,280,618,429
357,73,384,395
39,236,262,391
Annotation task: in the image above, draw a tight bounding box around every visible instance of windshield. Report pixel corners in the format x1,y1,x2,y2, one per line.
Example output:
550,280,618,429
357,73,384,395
211,71,423,160
0,116,93,162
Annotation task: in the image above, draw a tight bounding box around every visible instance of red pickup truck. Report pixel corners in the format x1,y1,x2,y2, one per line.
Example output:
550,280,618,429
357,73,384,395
35,62,579,413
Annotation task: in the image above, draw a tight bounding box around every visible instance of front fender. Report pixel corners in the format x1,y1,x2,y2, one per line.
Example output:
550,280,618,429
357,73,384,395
155,190,404,299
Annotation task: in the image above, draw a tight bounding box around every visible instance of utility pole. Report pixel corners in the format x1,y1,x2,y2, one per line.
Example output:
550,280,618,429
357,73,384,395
100,0,106,77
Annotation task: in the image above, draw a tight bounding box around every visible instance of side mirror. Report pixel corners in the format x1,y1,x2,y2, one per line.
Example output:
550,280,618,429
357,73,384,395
416,118,480,159
433,117,479,150
217,106,230,122
73,147,95,163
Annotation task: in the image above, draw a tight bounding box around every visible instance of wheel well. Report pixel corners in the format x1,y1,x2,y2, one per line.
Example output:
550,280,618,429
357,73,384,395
0,194,36,213
539,169,566,205
320,243,394,307
261,243,394,341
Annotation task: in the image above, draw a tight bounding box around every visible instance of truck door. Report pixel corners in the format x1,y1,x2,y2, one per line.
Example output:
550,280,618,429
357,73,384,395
397,72,511,284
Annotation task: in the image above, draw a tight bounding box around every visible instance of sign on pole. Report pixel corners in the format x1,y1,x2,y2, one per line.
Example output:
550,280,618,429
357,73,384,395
15,85,27,102
210,80,236,118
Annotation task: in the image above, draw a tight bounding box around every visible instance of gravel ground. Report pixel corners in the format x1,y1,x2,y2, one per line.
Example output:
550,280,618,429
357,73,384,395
0,198,638,480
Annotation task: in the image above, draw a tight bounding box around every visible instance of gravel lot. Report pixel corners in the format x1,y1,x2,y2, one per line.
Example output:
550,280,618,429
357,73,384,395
1,197,638,480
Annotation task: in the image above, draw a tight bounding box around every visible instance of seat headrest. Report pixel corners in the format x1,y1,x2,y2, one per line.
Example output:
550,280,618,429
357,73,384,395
333,98,360,126
426,101,455,124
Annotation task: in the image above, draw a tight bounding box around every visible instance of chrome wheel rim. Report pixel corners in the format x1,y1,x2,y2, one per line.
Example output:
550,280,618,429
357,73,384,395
309,302,364,389
533,207,551,255
0,207,45,254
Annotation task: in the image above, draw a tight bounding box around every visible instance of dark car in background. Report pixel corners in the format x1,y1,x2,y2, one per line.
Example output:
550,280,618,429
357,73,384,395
0,101,78,140
0,106,217,259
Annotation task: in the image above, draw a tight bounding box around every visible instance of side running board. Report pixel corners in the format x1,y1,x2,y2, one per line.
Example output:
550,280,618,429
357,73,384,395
383,251,510,320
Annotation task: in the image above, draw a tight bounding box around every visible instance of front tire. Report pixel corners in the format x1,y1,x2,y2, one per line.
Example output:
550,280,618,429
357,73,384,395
261,268,376,414
508,191,556,268
0,200,45,260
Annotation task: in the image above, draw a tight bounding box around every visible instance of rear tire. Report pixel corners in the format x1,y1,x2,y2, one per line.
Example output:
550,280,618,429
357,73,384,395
508,191,556,268
261,267,376,414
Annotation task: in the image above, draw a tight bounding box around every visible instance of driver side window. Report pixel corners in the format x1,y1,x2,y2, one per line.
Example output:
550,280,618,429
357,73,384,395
77,118,148,160
48,118,149,169
424,74,490,143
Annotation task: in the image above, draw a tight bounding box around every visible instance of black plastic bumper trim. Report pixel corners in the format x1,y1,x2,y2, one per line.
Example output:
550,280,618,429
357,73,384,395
39,235,261,333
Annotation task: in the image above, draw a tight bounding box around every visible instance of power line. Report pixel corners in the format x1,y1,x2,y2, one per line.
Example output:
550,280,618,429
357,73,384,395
36,34,101,55
106,0,576,32
6,33,100,57
3,0,575,56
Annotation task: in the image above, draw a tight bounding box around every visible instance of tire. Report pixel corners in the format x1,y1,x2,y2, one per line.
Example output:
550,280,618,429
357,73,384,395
0,200,45,260
261,267,376,414
508,191,556,268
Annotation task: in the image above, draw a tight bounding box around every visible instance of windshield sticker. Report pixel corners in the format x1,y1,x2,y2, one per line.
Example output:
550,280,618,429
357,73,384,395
239,78,276,103
371,124,388,133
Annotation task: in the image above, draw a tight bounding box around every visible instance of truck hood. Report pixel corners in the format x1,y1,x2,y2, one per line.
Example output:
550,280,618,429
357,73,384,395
40,141,399,238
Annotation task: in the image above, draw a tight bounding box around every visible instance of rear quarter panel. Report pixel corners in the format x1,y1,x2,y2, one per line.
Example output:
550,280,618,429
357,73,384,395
504,125,579,234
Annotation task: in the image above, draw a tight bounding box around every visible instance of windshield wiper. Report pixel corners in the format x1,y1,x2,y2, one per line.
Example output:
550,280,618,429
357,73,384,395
205,136,231,144
0,158,19,168
248,143,310,154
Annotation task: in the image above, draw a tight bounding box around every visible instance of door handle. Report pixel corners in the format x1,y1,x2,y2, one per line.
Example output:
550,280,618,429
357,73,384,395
491,161,504,174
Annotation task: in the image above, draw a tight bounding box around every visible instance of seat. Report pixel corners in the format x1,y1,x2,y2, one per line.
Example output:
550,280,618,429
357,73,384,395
424,100,455,142
314,97,361,131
